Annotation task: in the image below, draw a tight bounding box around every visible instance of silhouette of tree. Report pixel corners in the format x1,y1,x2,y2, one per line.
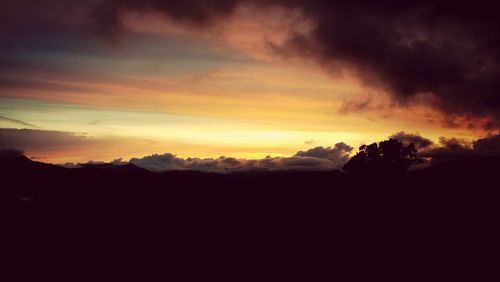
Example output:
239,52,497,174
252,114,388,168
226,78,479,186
343,138,421,174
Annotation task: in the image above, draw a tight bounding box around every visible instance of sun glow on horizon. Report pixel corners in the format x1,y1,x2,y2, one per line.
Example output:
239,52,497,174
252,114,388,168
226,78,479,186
0,4,490,164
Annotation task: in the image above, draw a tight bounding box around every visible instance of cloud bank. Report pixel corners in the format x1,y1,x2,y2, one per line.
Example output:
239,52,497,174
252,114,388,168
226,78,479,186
2,127,499,172
128,143,353,172
390,131,500,164
0,128,353,172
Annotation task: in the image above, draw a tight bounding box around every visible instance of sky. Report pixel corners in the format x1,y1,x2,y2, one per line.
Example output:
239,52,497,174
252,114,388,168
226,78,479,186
1,0,499,168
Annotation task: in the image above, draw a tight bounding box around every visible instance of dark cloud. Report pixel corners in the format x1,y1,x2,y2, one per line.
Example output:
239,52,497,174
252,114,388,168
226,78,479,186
389,131,433,151
4,1,500,127
84,0,500,128
0,128,91,151
420,137,473,164
387,131,500,164
474,134,500,155
0,1,93,40
294,143,352,160
281,1,500,129
415,134,500,164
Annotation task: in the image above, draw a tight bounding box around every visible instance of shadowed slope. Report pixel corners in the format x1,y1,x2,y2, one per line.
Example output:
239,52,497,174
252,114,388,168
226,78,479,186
3,153,500,280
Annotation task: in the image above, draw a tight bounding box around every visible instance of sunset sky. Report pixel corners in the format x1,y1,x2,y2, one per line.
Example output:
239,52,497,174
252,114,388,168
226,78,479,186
1,1,499,166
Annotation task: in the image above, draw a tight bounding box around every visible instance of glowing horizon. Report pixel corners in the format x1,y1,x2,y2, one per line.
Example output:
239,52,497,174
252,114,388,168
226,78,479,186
0,2,493,164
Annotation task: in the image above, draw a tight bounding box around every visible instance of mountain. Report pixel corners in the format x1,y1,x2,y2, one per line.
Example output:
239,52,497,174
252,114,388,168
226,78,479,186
420,156,500,176
2,152,499,200
0,151,66,174
74,162,152,175
3,152,499,277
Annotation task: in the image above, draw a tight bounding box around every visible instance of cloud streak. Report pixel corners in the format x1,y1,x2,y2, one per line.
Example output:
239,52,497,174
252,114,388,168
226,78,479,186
0,128,93,151
0,115,39,128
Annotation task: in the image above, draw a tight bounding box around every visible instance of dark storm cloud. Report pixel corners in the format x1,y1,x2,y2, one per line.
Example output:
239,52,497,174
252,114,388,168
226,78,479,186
420,137,475,164
388,131,500,164
85,0,500,128
431,134,500,161
4,1,500,128
389,132,433,151
474,134,500,155
283,1,500,129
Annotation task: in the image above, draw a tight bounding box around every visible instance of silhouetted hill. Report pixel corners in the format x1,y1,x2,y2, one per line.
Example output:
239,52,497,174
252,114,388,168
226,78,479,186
0,152,66,174
420,156,500,176
3,153,499,279
2,153,499,203
75,162,152,176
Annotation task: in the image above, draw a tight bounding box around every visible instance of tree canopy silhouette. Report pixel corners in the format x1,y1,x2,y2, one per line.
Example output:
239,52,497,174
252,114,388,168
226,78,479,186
343,138,421,175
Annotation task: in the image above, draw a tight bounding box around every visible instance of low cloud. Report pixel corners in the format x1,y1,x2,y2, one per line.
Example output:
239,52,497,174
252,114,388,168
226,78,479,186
3,127,499,172
129,143,353,173
389,132,434,151
294,143,352,161
418,137,471,164
423,134,500,164
0,128,354,172
0,128,92,151
113,132,500,170
389,131,500,164
473,134,500,155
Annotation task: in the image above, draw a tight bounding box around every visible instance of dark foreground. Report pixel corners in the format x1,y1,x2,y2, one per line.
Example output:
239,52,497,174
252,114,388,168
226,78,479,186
2,154,500,279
